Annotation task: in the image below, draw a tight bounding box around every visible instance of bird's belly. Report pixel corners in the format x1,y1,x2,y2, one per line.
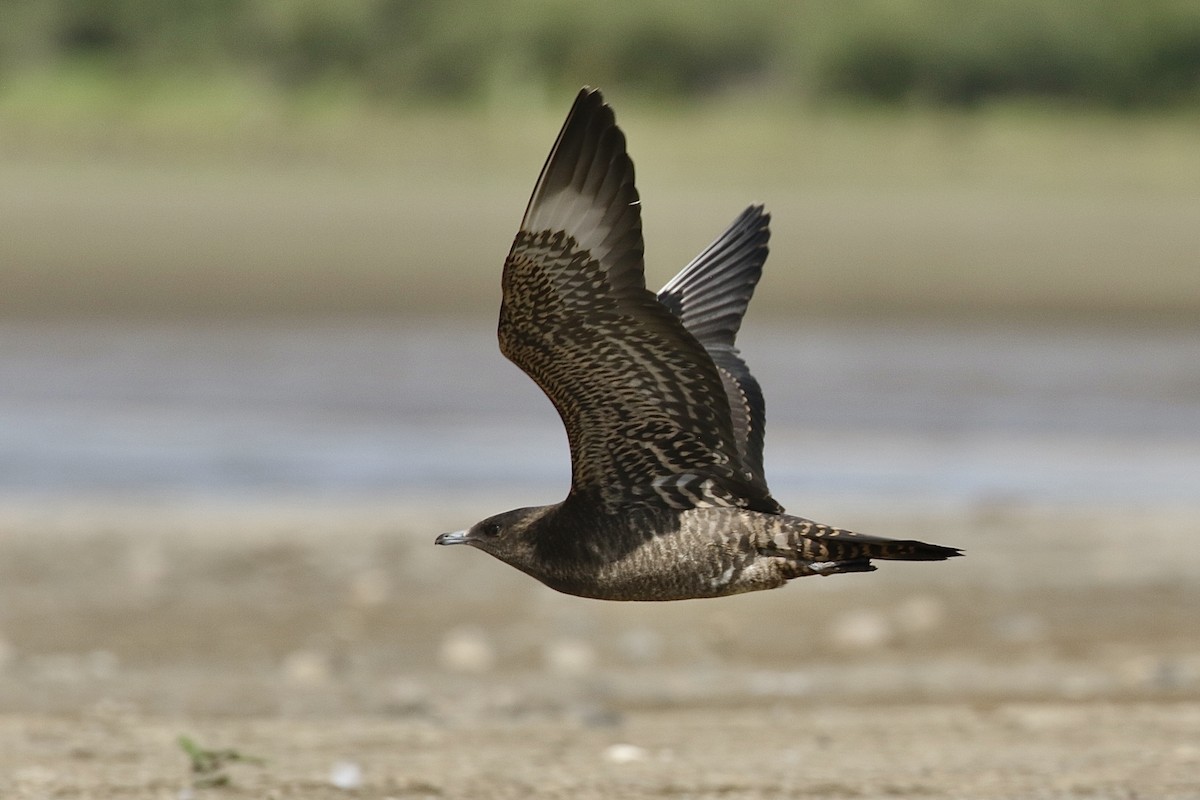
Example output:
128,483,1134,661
549,527,769,601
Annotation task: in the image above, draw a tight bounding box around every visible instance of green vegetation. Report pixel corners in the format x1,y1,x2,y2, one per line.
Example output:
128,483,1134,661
178,735,265,789
2,0,1199,109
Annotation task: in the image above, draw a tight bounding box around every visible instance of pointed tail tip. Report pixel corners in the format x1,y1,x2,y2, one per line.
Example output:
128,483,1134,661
909,541,964,561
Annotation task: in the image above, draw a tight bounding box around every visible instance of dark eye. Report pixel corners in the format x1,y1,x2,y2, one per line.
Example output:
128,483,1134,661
481,521,501,537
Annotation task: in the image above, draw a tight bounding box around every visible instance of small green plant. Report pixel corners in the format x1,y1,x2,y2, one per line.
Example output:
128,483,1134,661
178,735,266,789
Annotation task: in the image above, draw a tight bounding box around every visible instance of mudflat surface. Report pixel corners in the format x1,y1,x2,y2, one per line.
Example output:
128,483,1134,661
4,703,1199,799
1,500,1197,798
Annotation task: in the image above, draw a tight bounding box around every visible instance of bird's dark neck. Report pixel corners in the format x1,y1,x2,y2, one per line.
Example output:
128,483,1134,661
532,494,672,569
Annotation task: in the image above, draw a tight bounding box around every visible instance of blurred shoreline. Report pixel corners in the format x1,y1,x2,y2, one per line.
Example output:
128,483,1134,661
3,316,1197,507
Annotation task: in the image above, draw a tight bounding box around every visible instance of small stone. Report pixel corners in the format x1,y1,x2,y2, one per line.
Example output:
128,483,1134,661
438,628,495,673
282,649,332,686
329,760,363,790
602,743,648,764
830,609,893,650
544,638,596,675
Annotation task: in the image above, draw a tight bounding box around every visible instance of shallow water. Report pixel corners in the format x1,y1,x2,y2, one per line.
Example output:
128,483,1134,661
1,317,1197,507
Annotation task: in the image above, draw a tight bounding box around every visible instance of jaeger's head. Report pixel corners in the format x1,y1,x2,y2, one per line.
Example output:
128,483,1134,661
435,506,547,569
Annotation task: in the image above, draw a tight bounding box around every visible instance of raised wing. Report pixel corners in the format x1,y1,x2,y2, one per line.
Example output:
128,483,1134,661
657,205,773,501
499,88,780,514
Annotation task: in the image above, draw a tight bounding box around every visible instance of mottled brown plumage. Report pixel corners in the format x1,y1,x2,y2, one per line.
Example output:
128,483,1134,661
436,88,960,601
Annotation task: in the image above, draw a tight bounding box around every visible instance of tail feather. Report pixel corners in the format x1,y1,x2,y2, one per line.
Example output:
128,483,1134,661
855,537,963,562
809,535,962,564
909,541,963,560
781,518,963,566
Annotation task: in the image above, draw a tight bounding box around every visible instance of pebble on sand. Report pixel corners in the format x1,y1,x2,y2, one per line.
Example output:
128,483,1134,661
438,627,496,673
602,743,649,764
543,638,596,675
329,760,363,790
829,609,893,650
281,649,332,686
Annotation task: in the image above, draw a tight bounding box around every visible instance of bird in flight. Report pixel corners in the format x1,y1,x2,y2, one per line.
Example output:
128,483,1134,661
437,88,960,601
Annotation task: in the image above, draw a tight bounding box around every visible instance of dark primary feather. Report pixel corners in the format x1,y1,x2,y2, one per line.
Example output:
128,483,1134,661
498,88,779,515
658,205,772,497
520,89,645,300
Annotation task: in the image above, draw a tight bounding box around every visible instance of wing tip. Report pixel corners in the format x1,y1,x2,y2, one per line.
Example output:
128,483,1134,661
523,86,636,229
741,203,770,224
571,86,611,127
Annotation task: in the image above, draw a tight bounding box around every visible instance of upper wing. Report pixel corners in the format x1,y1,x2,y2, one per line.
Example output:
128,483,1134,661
499,88,780,514
657,205,774,502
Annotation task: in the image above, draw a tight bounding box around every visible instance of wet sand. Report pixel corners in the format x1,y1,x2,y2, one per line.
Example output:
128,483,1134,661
1,499,1197,798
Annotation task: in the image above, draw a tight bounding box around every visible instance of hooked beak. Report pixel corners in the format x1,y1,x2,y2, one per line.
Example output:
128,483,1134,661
435,529,470,546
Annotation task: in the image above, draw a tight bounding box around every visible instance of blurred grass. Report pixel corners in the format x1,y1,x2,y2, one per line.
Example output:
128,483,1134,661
4,1,1200,109
2,71,1199,319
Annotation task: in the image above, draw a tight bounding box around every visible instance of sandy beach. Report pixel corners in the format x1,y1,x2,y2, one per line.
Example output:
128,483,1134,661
1,498,1197,798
